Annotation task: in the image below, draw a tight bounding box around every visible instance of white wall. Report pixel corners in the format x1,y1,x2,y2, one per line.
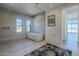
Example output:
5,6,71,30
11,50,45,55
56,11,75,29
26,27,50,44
45,8,62,46
0,7,32,40
33,13,45,34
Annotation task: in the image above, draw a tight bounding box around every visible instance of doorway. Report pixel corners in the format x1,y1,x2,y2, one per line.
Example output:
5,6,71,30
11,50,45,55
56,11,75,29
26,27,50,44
63,6,79,46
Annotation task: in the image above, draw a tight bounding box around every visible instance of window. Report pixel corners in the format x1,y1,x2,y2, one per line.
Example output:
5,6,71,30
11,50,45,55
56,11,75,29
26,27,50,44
68,23,78,33
66,7,78,33
26,20,31,32
16,18,22,32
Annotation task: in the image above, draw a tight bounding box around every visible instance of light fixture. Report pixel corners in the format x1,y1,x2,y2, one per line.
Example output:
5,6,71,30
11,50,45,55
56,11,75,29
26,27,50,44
35,3,39,5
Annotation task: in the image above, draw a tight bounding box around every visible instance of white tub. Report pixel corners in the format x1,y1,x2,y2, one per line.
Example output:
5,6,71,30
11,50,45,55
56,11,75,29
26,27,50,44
27,33,44,41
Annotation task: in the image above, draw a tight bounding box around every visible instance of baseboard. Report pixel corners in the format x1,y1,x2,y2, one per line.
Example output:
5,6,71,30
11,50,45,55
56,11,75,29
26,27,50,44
45,40,62,47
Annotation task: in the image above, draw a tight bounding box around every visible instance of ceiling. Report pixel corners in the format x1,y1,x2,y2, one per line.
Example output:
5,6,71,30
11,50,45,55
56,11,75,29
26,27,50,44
0,3,65,16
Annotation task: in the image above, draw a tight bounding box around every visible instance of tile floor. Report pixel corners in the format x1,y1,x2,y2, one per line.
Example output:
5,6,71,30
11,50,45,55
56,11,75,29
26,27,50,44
61,33,79,56
0,35,79,56
0,39,47,56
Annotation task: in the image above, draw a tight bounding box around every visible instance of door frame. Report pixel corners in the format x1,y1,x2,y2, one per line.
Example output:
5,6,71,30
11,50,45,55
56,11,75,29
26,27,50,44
62,5,79,42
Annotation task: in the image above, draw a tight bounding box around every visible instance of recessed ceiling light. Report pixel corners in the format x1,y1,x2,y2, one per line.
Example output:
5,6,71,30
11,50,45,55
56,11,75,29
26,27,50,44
35,3,39,5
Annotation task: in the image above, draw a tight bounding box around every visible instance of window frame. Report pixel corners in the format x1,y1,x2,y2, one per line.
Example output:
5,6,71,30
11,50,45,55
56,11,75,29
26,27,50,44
26,19,31,32
16,18,23,33
67,19,78,33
